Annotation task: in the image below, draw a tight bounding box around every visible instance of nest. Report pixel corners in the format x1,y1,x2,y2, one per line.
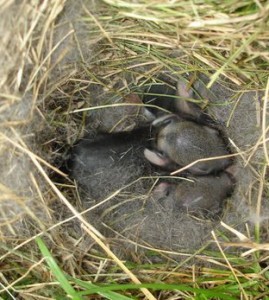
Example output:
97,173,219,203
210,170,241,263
1,0,269,299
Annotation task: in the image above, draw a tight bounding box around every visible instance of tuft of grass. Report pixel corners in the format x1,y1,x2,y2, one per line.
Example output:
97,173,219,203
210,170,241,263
36,236,133,300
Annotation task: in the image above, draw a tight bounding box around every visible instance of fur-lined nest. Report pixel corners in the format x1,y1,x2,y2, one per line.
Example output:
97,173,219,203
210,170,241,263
1,1,269,299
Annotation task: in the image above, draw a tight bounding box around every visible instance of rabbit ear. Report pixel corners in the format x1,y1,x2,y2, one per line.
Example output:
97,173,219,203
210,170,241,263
152,182,173,199
144,148,171,167
152,113,178,127
176,80,199,116
177,80,194,99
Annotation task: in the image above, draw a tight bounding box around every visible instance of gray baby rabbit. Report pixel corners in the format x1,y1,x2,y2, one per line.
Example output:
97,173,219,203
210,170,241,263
152,172,234,218
144,114,232,175
143,79,213,124
66,126,156,201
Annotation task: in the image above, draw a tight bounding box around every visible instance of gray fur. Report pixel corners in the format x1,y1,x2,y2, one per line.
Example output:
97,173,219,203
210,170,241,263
153,173,234,218
146,114,231,174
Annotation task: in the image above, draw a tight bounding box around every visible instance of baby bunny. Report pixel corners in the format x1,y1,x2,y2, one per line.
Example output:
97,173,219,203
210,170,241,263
144,114,232,175
152,172,234,218
143,79,213,124
66,126,156,200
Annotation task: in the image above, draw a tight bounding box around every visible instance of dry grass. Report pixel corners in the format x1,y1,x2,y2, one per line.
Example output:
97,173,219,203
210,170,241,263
0,0,269,299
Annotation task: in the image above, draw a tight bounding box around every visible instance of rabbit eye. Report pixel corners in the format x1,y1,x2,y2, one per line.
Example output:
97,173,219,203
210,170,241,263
161,185,171,197
164,189,171,197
